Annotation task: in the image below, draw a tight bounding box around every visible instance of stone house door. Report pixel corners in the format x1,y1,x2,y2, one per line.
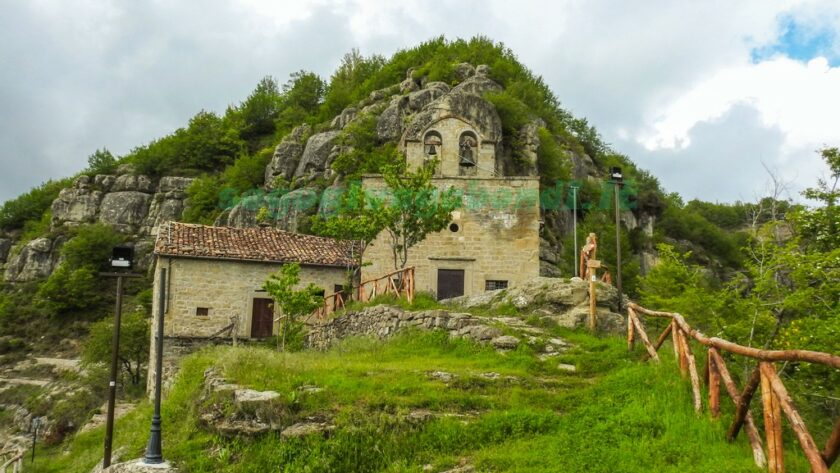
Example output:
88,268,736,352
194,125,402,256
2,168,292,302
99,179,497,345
437,269,465,300
251,298,274,338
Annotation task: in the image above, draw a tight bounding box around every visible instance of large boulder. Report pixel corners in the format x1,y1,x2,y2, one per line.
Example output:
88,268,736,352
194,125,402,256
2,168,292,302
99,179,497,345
265,125,311,185
330,107,357,130
111,174,155,193
447,277,624,333
454,62,476,81
142,177,193,235
407,82,450,112
451,73,503,97
50,176,104,229
293,130,341,179
3,237,59,282
98,192,152,231
376,96,408,141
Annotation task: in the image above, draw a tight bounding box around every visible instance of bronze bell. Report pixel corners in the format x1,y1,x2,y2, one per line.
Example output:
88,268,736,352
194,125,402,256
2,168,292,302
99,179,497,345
459,153,475,167
427,144,437,155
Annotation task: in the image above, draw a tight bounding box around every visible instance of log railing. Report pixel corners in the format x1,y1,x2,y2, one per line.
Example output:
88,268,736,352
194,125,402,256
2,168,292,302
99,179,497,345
0,447,24,473
627,301,840,472
310,267,415,320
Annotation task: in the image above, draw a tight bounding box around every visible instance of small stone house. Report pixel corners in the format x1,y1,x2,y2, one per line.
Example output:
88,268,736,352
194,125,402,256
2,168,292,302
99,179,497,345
151,222,355,340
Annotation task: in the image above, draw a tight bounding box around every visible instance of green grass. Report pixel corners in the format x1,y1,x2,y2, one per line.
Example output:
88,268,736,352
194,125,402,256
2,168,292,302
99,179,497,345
28,328,816,472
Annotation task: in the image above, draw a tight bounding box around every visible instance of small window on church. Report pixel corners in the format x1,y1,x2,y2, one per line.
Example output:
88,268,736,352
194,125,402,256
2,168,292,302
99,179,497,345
424,131,442,157
459,132,478,176
485,280,508,291
196,307,209,317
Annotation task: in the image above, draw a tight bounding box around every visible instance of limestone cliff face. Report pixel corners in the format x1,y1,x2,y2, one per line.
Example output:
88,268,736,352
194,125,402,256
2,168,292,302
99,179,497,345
2,174,193,282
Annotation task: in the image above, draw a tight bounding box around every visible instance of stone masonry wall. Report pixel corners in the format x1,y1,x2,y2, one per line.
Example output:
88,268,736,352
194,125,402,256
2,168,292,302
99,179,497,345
306,305,512,351
361,176,540,299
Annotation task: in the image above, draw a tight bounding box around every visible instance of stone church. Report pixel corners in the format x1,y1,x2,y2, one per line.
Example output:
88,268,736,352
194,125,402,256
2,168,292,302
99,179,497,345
361,93,540,300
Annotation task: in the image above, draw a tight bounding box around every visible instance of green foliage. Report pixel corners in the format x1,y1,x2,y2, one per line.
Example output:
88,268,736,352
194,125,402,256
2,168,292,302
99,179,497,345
657,200,743,268
638,244,721,329
331,111,400,179
377,160,461,270
36,265,101,316
127,110,243,176
0,178,71,231
320,49,386,119
85,148,118,175
536,127,570,184
262,263,322,351
312,181,384,271
60,223,125,271
796,146,840,250
239,76,284,140
81,311,149,385
182,175,224,224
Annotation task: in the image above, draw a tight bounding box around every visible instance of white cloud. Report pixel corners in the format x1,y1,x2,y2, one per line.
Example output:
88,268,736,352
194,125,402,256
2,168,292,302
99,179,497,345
1,0,839,204
638,56,840,152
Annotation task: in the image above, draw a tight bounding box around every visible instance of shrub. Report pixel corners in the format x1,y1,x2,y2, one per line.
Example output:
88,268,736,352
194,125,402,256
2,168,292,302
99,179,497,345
85,148,118,175
82,311,149,386
61,223,125,271
0,178,71,231
37,265,101,316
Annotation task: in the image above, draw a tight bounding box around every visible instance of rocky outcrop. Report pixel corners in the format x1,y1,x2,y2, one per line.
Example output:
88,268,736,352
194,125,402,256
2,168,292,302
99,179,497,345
198,369,333,439
3,237,61,282
454,62,476,81
330,107,358,130
518,119,545,176
50,176,103,228
98,192,152,232
448,277,625,333
294,130,341,180
48,174,193,237
142,177,193,236
265,125,311,185
0,237,11,264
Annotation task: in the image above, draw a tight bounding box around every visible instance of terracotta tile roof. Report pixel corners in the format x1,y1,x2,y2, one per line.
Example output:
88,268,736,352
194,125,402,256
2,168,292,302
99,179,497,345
154,222,357,268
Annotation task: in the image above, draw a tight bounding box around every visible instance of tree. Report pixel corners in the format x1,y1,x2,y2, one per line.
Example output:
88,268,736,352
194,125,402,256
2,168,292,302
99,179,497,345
376,161,461,270
797,147,840,250
82,312,150,386
86,148,117,175
262,263,322,351
240,76,283,139
311,180,385,280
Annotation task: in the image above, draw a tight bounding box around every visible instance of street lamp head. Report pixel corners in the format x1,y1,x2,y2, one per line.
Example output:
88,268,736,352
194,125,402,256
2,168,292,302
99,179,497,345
110,245,134,269
610,166,623,182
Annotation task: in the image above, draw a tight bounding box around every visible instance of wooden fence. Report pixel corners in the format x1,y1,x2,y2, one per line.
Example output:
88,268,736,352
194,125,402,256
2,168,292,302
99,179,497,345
310,267,415,320
627,302,840,472
0,448,24,473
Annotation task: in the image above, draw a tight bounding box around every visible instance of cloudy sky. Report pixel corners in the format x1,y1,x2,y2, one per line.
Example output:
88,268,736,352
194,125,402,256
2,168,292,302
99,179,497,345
1,0,839,204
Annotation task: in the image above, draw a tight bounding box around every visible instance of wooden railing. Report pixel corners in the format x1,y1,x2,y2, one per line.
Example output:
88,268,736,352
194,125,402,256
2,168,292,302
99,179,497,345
0,447,24,473
627,302,840,472
310,267,415,320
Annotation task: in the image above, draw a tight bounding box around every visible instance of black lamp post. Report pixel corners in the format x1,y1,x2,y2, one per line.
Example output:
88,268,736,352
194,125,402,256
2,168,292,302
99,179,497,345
144,267,167,464
609,167,624,313
101,246,140,469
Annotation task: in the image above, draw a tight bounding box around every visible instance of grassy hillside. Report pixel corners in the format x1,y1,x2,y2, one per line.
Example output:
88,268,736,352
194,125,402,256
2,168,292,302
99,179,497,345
28,326,812,472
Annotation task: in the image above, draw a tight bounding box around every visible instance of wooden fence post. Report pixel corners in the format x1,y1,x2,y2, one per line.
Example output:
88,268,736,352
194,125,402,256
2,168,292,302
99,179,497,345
627,307,635,351
760,362,785,473
762,362,829,473
708,348,720,418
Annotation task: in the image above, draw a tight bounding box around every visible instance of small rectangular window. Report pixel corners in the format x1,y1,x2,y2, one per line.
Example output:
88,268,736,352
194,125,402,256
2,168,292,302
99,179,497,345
196,307,209,316
485,280,508,291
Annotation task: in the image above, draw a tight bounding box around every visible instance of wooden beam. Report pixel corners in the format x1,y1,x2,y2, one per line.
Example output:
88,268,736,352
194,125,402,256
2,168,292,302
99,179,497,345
761,363,829,473
727,365,762,442
709,349,766,468
678,328,702,413
823,417,840,468
630,309,660,362
627,307,635,351
708,348,720,418
628,303,840,370
760,362,785,473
